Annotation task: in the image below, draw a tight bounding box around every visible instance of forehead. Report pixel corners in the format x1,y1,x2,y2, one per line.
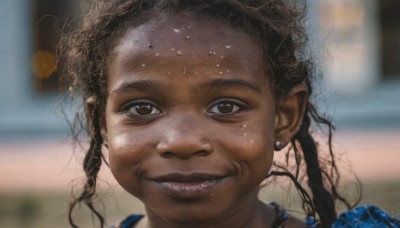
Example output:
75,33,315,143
110,13,264,69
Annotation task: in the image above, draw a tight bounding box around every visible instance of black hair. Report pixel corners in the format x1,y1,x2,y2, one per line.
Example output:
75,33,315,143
61,0,360,227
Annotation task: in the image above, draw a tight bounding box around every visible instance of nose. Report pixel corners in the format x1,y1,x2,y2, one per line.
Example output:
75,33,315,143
156,114,213,159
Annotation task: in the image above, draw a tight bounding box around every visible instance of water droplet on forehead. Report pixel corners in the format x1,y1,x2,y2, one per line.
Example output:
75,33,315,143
174,28,180,33
225,45,231,49
227,69,230,73
219,72,223,75
194,72,198,75
142,64,146,67
155,53,159,56
187,26,191,29
177,50,182,56
216,64,220,67
208,51,216,55
240,124,247,128
168,72,171,75
185,35,190,40
170,47,175,52
220,56,224,59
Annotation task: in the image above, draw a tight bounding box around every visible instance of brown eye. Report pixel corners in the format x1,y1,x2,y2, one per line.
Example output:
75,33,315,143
128,103,161,115
209,101,240,114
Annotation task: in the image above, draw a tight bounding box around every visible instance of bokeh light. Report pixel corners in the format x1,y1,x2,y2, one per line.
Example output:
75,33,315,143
31,50,57,79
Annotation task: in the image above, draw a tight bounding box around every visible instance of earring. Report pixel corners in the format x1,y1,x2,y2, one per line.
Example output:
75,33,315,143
274,141,284,151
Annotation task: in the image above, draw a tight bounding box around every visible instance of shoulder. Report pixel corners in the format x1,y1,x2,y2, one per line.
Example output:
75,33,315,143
332,205,400,227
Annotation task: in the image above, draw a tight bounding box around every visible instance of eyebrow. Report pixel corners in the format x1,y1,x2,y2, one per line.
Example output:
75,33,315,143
201,78,262,95
110,80,167,98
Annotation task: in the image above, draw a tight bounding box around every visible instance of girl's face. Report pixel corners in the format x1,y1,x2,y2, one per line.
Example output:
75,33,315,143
103,13,286,226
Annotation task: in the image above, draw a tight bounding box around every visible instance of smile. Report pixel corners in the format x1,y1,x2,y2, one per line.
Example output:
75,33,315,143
149,173,227,199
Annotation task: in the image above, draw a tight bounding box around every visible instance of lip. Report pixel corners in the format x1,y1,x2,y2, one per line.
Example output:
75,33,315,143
148,173,227,199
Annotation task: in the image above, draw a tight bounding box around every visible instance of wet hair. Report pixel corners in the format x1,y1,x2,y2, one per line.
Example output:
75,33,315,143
61,0,360,227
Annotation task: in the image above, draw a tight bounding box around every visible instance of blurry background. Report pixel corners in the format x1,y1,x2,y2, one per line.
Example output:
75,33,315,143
0,0,399,227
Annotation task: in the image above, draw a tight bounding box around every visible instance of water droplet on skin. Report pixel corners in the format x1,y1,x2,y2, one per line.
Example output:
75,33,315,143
216,64,220,67
208,51,216,56
171,47,175,52
250,139,255,144
168,72,171,75
220,56,224,59
187,26,191,29
174,28,180,33
185,35,190,40
225,45,231,49
177,50,182,56
240,124,247,129
227,69,230,73
183,67,187,74
243,133,248,137
142,64,146,67
219,72,223,75
194,72,198,75
155,53,159,56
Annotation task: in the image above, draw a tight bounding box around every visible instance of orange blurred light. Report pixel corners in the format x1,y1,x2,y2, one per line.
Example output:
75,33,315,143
31,50,57,79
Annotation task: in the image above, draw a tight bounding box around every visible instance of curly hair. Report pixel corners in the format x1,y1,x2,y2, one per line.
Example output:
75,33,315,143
61,0,360,227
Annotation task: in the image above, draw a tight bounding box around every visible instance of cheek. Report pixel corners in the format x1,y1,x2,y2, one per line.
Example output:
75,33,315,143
107,129,154,190
221,121,275,175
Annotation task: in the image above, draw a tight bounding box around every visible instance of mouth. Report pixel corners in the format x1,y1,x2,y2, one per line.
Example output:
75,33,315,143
148,173,227,199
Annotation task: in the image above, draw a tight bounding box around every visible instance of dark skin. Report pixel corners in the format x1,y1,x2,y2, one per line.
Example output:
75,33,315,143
97,13,308,228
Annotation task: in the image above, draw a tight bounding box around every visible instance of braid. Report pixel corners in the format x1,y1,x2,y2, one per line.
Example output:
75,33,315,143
295,105,336,226
68,104,105,228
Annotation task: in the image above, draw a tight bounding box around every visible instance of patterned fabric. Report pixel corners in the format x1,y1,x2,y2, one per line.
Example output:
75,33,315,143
332,205,400,228
115,205,400,227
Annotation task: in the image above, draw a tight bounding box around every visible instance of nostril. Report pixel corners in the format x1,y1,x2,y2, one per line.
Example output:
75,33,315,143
193,150,210,157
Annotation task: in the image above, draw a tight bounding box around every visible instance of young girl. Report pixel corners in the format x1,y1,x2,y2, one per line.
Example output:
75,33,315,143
62,0,400,227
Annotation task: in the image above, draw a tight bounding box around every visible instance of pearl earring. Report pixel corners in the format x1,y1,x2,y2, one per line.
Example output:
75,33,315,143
274,141,284,151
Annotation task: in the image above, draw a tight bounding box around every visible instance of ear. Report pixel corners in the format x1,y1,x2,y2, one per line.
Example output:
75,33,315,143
274,83,309,151
86,96,108,148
